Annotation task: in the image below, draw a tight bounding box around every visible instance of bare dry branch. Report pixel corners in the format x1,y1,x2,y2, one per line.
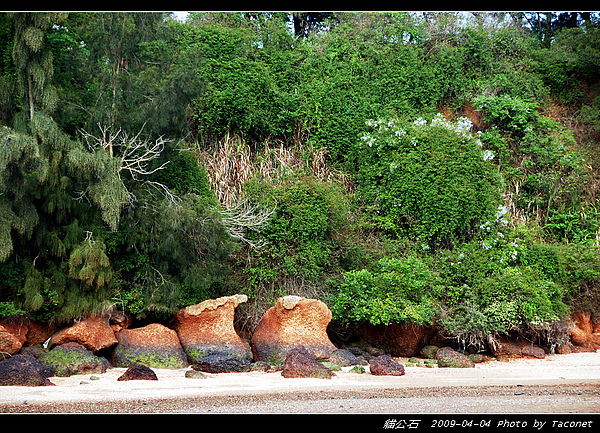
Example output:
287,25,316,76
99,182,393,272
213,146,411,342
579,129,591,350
219,197,276,250
79,124,177,206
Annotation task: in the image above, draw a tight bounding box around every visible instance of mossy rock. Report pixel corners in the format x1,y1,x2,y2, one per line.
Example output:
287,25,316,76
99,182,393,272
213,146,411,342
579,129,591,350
436,347,475,368
349,365,366,374
320,361,342,371
185,370,207,379
184,345,252,363
111,346,188,369
419,345,439,359
40,343,111,377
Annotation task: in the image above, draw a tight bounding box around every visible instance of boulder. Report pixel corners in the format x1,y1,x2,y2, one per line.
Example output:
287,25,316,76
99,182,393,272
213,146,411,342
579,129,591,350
49,314,118,353
117,364,158,381
281,346,335,379
40,342,111,377
487,336,546,359
173,294,251,361
249,361,272,372
569,311,600,352
111,323,188,369
251,295,337,364
343,344,384,363
556,343,573,354
469,353,494,363
344,346,373,363
0,354,55,386
327,348,366,367
436,347,475,368
369,355,406,376
18,345,47,359
191,353,251,373
0,318,28,355
185,370,207,379
108,310,132,333
419,345,439,359
592,312,600,334
356,322,437,357
26,320,60,346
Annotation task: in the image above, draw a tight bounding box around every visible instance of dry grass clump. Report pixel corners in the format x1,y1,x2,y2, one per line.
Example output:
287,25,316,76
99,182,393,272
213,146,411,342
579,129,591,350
195,133,351,207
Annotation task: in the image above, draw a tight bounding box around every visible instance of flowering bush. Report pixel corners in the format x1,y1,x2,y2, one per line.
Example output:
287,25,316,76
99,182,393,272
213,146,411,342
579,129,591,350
356,114,501,249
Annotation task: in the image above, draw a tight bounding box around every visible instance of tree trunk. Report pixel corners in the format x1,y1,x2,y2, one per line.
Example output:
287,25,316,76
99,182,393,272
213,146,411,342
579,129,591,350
28,74,34,120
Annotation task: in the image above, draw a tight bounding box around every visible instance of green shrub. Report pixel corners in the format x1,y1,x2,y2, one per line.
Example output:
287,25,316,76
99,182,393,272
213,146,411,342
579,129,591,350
328,256,442,326
475,94,539,136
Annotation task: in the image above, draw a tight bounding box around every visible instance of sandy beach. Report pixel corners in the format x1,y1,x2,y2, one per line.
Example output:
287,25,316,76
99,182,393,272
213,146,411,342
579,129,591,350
1,351,599,414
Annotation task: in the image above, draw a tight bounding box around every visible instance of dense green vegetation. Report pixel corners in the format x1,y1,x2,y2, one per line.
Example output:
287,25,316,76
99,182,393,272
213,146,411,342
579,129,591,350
1,12,599,351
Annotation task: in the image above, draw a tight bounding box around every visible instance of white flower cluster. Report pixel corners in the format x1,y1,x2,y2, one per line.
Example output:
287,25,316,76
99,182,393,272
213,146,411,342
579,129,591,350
430,113,473,137
361,114,497,164
361,133,376,147
496,205,509,226
413,117,428,127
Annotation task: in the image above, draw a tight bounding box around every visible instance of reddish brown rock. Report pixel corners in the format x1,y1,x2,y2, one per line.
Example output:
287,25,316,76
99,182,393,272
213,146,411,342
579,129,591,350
251,296,337,364
281,346,335,379
0,354,55,386
356,322,437,357
0,317,28,355
369,355,406,376
487,335,545,359
49,314,117,353
26,320,60,347
172,294,251,361
569,311,600,352
570,326,589,346
592,312,600,334
436,347,475,368
555,343,573,354
572,311,594,334
108,310,132,333
111,323,187,369
117,364,158,381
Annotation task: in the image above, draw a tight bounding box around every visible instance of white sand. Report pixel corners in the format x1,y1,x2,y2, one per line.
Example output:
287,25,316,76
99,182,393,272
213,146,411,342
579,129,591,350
1,351,599,413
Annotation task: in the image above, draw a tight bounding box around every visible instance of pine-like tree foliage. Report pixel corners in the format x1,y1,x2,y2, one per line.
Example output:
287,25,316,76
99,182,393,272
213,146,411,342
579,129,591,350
67,146,129,231
0,12,136,321
0,126,46,261
68,233,113,288
11,12,65,119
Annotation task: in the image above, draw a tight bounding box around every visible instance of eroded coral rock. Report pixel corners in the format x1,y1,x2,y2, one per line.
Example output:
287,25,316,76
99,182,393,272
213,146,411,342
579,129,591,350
0,319,28,355
251,296,337,364
49,315,117,353
356,322,436,358
191,353,251,373
569,311,600,352
173,294,251,361
111,323,187,369
487,336,546,359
